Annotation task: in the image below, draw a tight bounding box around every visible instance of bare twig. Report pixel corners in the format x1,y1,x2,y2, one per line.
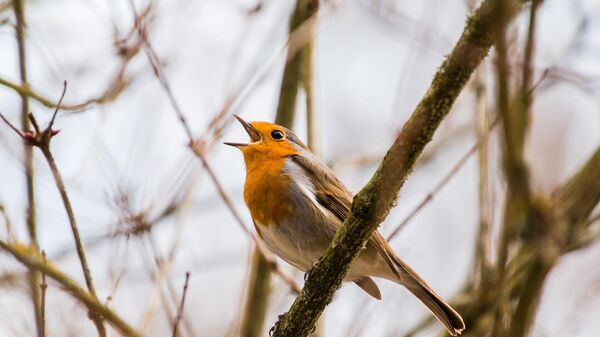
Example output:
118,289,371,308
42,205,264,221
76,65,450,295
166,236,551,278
40,251,47,337
270,1,528,335
0,204,16,242
0,82,106,337
472,66,492,283
0,241,144,337
172,272,191,337
275,0,319,129
10,1,41,335
129,0,301,294
387,117,499,241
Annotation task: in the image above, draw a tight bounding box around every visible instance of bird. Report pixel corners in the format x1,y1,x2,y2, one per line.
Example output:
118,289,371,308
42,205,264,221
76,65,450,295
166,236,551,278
225,115,465,336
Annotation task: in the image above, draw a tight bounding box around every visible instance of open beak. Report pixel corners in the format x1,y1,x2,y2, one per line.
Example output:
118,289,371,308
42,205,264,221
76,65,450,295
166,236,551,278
224,115,261,148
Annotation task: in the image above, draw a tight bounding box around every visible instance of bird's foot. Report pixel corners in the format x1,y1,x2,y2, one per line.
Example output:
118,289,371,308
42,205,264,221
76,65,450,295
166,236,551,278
269,313,286,337
304,261,319,281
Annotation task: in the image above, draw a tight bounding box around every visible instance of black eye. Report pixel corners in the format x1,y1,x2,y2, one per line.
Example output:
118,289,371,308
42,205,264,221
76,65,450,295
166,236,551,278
271,130,284,140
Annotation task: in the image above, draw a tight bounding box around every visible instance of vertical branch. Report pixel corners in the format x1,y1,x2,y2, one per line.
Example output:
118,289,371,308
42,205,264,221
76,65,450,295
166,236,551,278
473,68,491,282
492,1,539,336
239,250,273,337
241,2,319,337
300,6,318,155
275,0,319,129
40,251,47,337
271,0,529,335
11,1,42,335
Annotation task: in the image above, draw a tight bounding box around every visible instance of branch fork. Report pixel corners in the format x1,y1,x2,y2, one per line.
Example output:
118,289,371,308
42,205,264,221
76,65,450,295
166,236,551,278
0,81,66,148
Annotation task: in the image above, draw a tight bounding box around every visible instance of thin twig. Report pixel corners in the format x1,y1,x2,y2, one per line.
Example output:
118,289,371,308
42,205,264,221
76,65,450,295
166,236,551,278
40,251,47,337
387,117,500,241
0,240,144,337
130,0,301,293
271,1,528,335
192,149,301,293
11,1,41,335
172,272,191,337
0,83,107,337
0,203,16,242
474,75,492,282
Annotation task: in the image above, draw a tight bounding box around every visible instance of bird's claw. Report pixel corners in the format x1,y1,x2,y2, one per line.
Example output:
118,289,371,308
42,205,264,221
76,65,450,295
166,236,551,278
269,313,286,337
304,261,319,281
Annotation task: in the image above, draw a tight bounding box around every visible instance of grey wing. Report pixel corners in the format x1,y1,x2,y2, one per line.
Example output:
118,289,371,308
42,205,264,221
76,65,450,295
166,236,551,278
289,151,352,222
290,152,402,279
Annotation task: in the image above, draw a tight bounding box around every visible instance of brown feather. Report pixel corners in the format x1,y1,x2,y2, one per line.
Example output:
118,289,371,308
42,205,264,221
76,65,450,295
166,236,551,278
291,153,465,335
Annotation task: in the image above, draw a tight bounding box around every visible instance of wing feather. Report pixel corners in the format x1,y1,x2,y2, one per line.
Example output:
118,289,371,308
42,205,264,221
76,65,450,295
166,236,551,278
290,152,403,279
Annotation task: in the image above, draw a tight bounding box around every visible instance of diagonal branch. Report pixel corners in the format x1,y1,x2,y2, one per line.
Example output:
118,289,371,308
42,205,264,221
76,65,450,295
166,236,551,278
0,241,144,337
128,0,301,294
270,1,529,336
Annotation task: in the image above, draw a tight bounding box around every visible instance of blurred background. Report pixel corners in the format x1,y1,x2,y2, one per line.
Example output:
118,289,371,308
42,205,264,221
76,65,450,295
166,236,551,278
1,0,599,336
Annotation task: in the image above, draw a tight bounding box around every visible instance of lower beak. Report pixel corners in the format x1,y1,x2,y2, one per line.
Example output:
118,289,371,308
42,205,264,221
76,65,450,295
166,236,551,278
224,142,246,148
224,115,261,148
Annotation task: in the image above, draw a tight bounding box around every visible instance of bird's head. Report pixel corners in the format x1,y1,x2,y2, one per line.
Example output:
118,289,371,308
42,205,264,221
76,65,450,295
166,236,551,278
225,115,308,164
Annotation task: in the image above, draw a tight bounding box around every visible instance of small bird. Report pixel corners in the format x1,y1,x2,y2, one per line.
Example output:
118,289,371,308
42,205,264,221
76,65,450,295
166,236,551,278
225,115,465,336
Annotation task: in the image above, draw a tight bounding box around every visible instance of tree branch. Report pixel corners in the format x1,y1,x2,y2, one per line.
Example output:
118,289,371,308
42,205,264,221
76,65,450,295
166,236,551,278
10,1,42,335
0,241,144,337
274,0,318,128
242,2,319,335
270,1,528,336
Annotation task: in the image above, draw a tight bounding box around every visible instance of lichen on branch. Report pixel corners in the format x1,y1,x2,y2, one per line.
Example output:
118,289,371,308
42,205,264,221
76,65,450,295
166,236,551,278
270,1,530,336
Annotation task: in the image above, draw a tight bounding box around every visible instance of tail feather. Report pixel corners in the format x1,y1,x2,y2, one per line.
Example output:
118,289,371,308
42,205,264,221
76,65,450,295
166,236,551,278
392,256,465,336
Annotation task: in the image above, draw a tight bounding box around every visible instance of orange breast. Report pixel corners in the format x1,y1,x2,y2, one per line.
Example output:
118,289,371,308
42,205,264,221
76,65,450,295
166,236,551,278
243,157,292,229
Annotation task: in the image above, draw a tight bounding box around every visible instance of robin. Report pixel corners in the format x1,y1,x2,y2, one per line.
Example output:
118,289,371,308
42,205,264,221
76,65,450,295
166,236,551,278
225,115,465,335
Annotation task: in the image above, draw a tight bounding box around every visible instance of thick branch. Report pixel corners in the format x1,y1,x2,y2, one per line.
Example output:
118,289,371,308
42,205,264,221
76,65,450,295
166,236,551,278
271,1,528,336
555,147,600,234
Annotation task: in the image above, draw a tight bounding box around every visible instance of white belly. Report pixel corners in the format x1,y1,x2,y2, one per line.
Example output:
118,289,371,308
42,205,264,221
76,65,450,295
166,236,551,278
257,220,329,272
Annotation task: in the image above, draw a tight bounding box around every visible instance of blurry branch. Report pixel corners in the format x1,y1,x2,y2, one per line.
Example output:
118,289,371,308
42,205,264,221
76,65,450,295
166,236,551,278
473,66,492,283
241,2,320,337
129,1,301,294
0,4,146,113
275,0,318,129
403,2,600,336
172,272,191,337
270,1,528,336
106,167,199,337
143,234,199,337
11,1,41,335
0,0,11,12
0,203,16,242
0,74,132,112
199,0,323,151
1,82,106,337
0,241,144,337
40,251,47,337
507,146,600,337
239,249,273,337
491,1,539,335
556,147,600,247
386,117,499,241
467,0,493,282
243,1,318,335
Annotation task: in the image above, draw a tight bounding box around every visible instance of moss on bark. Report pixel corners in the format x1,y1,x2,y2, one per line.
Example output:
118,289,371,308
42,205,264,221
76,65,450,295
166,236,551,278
271,1,529,336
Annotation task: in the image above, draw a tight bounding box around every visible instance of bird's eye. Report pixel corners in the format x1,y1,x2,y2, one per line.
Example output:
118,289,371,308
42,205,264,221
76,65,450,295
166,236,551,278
271,130,284,140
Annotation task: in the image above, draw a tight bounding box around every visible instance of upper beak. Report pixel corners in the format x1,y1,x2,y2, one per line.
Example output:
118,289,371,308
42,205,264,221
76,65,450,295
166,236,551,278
224,115,261,148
